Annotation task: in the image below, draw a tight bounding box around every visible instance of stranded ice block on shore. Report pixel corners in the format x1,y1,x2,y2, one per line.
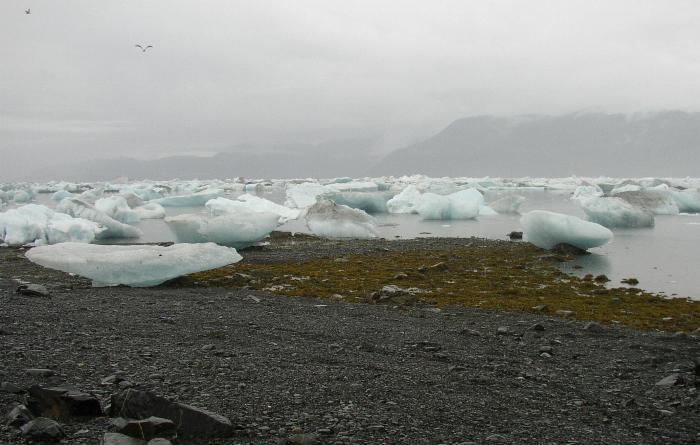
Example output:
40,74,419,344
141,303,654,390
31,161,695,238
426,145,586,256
520,210,613,250
25,242,242,287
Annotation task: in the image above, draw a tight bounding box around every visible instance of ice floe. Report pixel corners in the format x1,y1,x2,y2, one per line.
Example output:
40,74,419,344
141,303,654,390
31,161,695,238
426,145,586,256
488,195,526,214
305,199,378,239
0,204,103,246
25,242,242,287
206,195,300,223
56,198,142,239
417,189,484,220
578,197,654,228
95,196,140,224
165,212,280,248
520,210,613,250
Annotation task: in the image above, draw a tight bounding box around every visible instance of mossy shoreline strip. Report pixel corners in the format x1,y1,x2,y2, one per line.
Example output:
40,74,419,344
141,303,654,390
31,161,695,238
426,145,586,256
179,234,700,333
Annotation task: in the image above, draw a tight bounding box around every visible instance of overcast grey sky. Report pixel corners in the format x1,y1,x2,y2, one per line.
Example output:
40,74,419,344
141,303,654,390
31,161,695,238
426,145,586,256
2,0,700,173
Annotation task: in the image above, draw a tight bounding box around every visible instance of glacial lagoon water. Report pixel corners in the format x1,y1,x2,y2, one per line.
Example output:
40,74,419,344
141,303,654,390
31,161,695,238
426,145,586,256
27,190,700,300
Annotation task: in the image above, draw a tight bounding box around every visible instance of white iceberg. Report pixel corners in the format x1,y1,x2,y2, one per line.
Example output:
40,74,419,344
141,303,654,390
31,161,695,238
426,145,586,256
386,185,422,214
12,189,33,203
132,202,166,219
206,195,300,223
120,192,145,208
51,190,75,202
578,197,654,228
488,195,526,214
155,189,222,207
520,210,613,250
95,196,141,224
56,198,142,239
669,189,700,213
285,183,328,208
25,242,242,287
305,199,378,239
416,189,483,220
614,190,679,215
0,204,103,246
165,212,279,248
323,191,392,214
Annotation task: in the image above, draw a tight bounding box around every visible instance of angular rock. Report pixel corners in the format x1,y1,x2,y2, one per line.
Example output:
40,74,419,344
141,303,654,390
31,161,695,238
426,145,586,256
27,385,104,419
583,321,603,332
370,285,418,306
496,326,510,335
102,432,147,445
1,381,22,393
279,433,321,445
529,323,545,331
555,310,576,317
20,417,65,443
655,373,685,387
16,283,50,297
532,304,549,312
6,404,34,427
26,368,56,377
551,243,589,255
112,416,176,441
147,439,172,445
109,390,234,438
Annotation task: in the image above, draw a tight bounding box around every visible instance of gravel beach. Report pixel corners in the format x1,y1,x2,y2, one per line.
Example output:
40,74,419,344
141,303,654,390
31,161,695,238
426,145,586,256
1,237,699,444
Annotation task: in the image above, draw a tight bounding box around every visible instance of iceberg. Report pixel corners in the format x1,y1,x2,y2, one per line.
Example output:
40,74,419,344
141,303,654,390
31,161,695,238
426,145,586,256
12,189,33,203
285,183,328,208
416,189,483,220
323,191,392,214
120,192,145,208
669,189,700,213
132,202,166,219
305,199,378,239
95,196,140,224
572,185,604,200
578,197,654,228
51,190,75,202
520,210,613,250
614,190,679,215
165,212,280,248
488,195,526,214
56,198,142,239
0,204,103,246
25,242,242,287
386,185,422,214
155,189,222,207
206,195,300,223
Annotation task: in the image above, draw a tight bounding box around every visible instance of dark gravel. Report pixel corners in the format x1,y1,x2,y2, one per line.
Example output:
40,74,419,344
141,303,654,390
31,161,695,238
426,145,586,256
1,242,699,444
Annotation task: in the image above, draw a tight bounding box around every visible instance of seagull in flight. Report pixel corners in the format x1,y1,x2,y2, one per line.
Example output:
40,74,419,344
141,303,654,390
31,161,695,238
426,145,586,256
135,44,153,53
25,8,30,14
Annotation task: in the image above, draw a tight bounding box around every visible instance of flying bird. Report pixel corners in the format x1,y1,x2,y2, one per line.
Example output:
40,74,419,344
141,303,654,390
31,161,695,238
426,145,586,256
135,44,153,53
25,8,30,14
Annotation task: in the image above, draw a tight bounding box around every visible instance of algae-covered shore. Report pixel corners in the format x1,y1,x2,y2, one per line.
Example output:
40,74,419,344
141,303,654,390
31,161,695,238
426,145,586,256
182,233,700,334
1,235,699,444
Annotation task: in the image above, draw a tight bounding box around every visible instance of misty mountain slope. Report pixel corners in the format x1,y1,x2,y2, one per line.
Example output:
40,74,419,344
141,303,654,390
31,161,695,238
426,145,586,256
371,112,700,177
25,139,381,181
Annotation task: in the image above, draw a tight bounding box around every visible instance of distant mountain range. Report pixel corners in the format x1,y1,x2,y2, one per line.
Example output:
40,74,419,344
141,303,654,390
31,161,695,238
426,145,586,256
371,111,700,177
26,139,381,182
23,111,700,181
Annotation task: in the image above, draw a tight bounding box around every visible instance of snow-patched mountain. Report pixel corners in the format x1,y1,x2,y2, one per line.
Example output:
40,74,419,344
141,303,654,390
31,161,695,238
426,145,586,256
371,112,700,177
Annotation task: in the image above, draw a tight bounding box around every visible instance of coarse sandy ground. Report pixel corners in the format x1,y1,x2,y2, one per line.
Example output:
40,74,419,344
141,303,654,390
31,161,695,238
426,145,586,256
1,235,699,444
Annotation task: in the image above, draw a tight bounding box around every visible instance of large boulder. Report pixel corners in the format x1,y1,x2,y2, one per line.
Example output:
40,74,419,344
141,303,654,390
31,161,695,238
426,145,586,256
109,390,234,438
20,417,65,443
27,385,104,419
